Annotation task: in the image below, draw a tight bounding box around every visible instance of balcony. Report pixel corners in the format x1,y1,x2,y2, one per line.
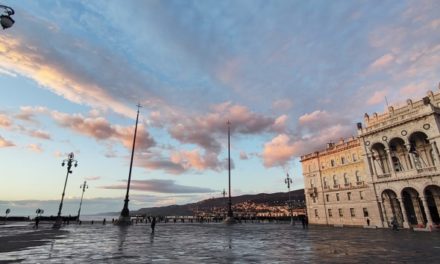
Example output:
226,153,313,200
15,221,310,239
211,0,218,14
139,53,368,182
344,183,351,188
376,173,391,179
416,166,437,174
356,181,365,186
333,184,340,190
307,187,317,195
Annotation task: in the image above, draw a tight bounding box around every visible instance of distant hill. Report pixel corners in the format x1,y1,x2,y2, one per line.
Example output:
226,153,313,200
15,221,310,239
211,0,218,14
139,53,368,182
134,189,305,216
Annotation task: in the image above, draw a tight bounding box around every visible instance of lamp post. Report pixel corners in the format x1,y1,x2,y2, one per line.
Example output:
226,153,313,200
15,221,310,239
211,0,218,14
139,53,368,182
77,181,88,221
224,121,235,224
285,172,294,225
0,5,15,30
222,188,227,218
53,152,78,229
118,104,141,225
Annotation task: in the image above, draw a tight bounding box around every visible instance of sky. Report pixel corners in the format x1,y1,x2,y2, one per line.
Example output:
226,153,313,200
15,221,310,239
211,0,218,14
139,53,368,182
1,0,440,216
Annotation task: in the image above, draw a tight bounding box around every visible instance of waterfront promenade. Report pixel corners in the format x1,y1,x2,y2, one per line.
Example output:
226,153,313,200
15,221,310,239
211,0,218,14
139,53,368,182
1,222,439,263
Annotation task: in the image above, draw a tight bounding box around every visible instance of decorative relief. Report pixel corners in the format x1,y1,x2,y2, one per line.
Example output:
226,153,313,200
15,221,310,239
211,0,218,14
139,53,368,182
423,124,430,130
401,130,407,136
365,141,370,146
382,136,388,141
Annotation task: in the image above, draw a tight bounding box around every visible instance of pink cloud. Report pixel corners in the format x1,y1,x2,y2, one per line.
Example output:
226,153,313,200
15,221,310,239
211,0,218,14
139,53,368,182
262,134,296,167
0,114,12,128
27,143,43,153
165,102,280,154
29,130,51,140
367,90,387,105
272,99,293,111
0,135,14,147
51,111,155,150
170,149,226,171
84,176,101,181
239,151,249,160
262,124,354,168
369,53,395,70
299,110,330,124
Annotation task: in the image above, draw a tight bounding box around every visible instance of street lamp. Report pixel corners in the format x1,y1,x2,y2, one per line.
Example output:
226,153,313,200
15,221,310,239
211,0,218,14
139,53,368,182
285,172,294,225
222,188,227,218
77,181,88,221
53,152,78,229
224,121,235,224
0,5,15,30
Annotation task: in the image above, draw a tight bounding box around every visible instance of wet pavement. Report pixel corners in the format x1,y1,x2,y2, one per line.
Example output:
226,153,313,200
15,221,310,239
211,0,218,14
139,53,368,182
1,222,439,263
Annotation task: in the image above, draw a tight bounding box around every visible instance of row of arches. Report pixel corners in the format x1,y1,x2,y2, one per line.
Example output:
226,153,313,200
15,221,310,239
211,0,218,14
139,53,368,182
369,131,438,176
381,185,440,228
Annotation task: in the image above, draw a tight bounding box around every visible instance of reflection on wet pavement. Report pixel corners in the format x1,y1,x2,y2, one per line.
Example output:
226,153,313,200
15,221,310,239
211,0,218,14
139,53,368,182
1,223,439,263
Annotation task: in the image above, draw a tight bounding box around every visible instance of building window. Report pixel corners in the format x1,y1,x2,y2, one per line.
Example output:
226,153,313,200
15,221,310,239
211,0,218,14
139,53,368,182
356,171,362,184
314,209,318,217
328,209,332,217
352,154,357,161
359,191,364,200
363,208,369,217
331,160,335,167
333,175,338,187
347,192,351,200
323,177,328,188
344,174,349,186
338,208,343,217
312,197,316,203
336,193,340,201
350,208,355,217
341,157,345,164
326,194,330,202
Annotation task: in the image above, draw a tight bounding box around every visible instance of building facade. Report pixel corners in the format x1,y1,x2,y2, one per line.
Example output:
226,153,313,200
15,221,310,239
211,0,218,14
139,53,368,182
302,89,440,230
301,137,381,227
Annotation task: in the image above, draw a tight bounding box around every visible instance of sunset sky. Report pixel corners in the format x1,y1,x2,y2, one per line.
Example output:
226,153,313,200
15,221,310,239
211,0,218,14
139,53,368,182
1,0,440,216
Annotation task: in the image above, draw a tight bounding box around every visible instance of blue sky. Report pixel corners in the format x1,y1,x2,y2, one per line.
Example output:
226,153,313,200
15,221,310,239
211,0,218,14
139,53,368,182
1,0,440,216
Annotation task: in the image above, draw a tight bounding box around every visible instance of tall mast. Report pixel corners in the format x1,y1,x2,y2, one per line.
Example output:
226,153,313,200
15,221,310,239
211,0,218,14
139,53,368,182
227,120,233,218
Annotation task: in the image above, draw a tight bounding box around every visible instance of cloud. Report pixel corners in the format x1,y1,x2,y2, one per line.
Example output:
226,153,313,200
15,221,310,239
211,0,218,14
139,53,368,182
262,134,296,167
29,129,51,140
100,179,216,194
27,143,43,153
84,176,101,181
272,99,293,111
165,102,282,154
262,124,354,168
239,151,249,160
51,111,156,151
0,113,12,128
15,106,48,123
0,135,15,147
170,149,227,171
369,53,395,70
367,90,387,105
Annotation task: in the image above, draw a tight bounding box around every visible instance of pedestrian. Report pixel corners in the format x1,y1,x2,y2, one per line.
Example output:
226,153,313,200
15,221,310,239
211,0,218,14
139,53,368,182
35,216,40,229
305,215,309,228
301,216,306,229
366,218,370,226
103,218,106,225
151,217,156,234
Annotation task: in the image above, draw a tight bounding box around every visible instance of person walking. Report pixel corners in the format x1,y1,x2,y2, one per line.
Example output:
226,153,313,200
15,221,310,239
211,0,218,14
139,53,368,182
35,216,40,229
151,217,156,234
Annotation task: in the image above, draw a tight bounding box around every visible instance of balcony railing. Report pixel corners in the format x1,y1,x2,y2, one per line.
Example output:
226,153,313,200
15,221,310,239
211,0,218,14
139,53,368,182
416,166,437,174
333,184,340,189
356,181,364,186
376,173,391,179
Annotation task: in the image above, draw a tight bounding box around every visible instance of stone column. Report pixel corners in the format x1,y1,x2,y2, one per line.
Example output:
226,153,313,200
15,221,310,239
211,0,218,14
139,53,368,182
378,201,387,227
381,199,390,227
385,149,396,177
431,142,440,167
397,197,410,228
405,144,416,170
421,196,433,229
412,197,425,225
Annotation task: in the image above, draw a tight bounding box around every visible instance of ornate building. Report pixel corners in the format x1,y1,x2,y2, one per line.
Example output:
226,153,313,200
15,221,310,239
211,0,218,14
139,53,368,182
301,89,440,230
